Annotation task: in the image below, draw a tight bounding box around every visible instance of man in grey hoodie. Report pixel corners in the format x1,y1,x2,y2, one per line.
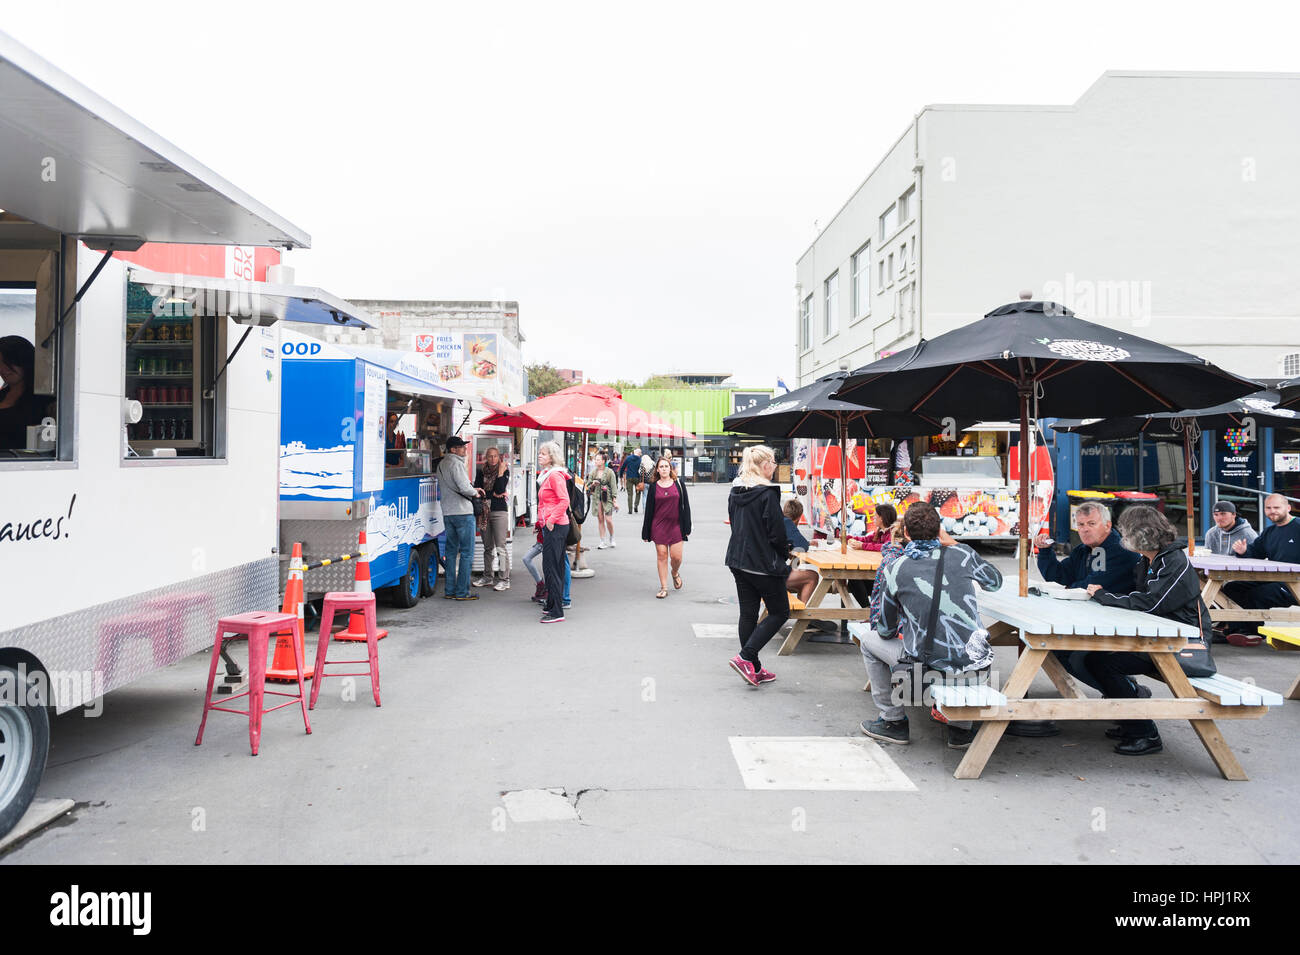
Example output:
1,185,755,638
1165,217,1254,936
437,436,484,599
1203,500,1257,556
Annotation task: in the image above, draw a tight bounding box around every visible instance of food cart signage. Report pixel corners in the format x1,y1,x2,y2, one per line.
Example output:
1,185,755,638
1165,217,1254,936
732,391,769,415
361,364,386,492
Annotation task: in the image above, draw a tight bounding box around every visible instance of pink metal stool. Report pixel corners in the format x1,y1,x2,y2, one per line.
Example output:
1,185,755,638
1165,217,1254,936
309,592,382,709
195,611,312,756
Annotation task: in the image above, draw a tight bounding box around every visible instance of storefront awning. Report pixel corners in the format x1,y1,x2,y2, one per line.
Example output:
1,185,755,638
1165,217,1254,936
128,269,372,328
347,346,466,401
0,31,309,248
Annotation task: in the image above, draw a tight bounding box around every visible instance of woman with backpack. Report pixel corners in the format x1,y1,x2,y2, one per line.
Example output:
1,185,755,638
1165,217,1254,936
536,441,571,624
641,456,692,598
724,445,791,686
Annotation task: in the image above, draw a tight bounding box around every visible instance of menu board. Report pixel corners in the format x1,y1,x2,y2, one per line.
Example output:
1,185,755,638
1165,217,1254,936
362,363,386,492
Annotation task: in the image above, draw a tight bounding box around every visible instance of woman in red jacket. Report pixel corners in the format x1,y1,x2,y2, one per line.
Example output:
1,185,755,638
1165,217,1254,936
536,441,571,624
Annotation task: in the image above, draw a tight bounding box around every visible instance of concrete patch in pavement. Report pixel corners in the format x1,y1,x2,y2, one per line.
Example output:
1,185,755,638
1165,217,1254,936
729,737,917,792
692,624,736,639
501,788,580,822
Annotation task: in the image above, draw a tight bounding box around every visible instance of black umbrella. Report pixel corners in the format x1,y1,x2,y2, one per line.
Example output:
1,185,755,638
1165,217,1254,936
1056,390,1300,554
724,371,959,553
834,299,1261,594
1278,377,1300,412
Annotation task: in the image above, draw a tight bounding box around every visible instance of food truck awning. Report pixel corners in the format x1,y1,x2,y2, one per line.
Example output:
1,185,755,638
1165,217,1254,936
128,269,373,328
344,346,467,401
0,30,310,248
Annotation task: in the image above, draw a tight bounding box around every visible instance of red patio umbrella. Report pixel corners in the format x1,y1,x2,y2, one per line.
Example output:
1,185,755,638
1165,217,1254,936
481,383,696,440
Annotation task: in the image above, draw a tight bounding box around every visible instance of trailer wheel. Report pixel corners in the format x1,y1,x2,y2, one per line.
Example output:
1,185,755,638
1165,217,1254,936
391,550,421,609
0,665,50,840
418,544,438,598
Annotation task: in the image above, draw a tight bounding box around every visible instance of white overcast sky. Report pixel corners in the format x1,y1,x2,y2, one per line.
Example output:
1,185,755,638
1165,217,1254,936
5,1,1296,387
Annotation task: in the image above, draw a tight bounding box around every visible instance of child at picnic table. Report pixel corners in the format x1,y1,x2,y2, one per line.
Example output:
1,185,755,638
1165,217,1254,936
1077,505,1217,757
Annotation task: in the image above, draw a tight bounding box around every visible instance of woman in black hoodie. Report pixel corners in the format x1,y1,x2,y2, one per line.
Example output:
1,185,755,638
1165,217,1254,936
1082,505,1216,756
725,445,792,687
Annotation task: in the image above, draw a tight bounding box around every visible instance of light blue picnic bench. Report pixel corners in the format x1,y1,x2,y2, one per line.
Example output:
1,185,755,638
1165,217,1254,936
929,586,1283,781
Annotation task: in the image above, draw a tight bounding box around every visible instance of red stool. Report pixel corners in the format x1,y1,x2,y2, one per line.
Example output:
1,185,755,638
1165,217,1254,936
195,611,312,756
309,592,382,709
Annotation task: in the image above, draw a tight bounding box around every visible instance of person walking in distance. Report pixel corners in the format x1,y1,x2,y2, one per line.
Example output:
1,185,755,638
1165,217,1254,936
536,441,571,624
436,436,485,600
642,456,692,598
618,447,643,513
724,445,792,686
587,451,619,549
473,446,512,591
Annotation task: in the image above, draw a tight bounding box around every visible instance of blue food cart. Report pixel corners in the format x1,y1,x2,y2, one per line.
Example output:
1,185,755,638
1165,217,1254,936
278,330,469,606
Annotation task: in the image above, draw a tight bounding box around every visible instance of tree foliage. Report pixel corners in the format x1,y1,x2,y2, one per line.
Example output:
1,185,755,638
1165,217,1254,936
526,362,567,399
640,374,690,389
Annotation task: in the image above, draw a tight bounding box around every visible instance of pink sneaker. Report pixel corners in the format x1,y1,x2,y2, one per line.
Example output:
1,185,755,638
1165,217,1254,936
754,667,777,685
729,655,759,687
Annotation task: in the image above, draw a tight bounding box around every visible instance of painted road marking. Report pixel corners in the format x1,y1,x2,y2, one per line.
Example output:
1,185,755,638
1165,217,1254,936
728,736,917,792
693,623,736,639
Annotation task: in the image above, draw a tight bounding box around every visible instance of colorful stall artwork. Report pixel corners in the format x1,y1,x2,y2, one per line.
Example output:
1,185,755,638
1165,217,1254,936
809,479,1052,540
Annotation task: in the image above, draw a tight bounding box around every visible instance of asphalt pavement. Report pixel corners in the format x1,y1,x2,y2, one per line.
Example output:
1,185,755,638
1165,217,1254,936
6,483,1298,864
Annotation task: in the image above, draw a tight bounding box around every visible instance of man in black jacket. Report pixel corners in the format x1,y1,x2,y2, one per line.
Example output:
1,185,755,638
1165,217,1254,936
1035,501,1139,591
1222,494,1300,640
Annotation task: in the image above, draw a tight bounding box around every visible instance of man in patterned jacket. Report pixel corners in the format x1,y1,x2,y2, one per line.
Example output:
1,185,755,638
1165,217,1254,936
858,502,1003,750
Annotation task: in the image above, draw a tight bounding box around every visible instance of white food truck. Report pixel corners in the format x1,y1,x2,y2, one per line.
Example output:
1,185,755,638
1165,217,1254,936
0,33,372,837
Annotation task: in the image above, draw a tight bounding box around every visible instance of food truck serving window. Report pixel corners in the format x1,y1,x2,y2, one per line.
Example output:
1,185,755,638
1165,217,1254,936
0,228,72,466
122,279,227,461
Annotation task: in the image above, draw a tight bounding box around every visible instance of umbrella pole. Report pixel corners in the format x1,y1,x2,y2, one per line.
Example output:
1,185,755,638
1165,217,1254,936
840,418,849,554
1018,395,1030,597
1185,428,1196,557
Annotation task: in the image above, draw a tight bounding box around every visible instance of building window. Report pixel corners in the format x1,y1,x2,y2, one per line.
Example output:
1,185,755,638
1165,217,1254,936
898,241,908,274
852,244,871,320
877,260,886,291
899,282,915,332
823,273,839,338
800,294,812,351
887,253,895,286
898,186,914,224
879,203,898,242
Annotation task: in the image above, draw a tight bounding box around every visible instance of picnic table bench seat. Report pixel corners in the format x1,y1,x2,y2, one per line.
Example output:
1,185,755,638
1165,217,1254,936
930,683,1007,710
1185,675,1284,707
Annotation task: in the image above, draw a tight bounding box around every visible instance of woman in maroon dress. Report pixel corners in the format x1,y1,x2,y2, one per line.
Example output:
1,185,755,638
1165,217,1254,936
641,457,693,598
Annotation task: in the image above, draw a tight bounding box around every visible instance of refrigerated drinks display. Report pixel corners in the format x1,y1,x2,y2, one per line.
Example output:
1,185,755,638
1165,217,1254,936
124,281,203,451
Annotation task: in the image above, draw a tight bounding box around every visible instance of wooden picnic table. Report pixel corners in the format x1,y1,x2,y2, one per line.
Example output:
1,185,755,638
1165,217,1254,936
774,547,881,656
932,586,1280,781
1257,626,1300,700
1189,553,1300,625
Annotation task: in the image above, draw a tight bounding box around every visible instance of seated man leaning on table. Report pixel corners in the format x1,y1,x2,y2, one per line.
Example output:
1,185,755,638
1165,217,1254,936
1081,506,1216,757
854,502,1003,751
1034,500,1140,591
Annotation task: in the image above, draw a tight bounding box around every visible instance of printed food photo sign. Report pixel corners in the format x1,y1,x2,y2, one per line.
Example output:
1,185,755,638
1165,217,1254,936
464,333,498,381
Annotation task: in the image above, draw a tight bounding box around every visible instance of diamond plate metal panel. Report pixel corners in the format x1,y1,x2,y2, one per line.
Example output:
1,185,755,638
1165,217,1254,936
0,557,277,713
280,517,368,596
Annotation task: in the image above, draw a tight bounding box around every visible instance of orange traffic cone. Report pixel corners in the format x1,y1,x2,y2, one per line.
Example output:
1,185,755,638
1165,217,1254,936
334,530,389,642
267,543,315,682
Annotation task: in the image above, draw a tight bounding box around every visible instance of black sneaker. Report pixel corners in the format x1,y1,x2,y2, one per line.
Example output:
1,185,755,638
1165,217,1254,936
540,612,565,624
861,716,910,745
1114,733,1163,756
947,725,977,750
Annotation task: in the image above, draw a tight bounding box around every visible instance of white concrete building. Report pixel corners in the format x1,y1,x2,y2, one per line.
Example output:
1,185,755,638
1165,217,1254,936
795,71,1300,386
